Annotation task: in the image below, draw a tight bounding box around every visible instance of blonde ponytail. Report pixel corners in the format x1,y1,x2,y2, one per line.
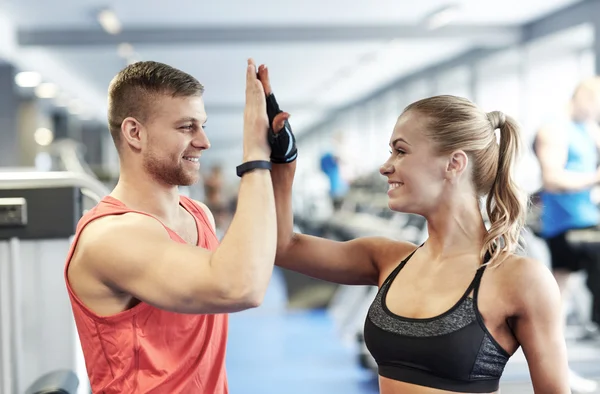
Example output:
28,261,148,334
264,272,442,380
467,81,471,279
482,112,528,267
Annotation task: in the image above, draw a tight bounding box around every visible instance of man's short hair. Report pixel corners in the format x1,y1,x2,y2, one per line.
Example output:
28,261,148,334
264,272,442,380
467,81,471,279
107,61,204,150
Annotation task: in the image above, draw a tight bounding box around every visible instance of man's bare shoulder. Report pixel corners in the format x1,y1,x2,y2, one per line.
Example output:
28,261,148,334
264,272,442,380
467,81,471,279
74,213,168,267
67,212,171,308
80,212,161,241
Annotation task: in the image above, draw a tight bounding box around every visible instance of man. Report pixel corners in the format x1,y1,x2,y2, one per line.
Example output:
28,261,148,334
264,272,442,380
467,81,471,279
319,132,349,210
535,77,600,393
64,59,283,393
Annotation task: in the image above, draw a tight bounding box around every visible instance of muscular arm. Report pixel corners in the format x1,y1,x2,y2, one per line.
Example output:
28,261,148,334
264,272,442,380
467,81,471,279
76,167,275,315
509,257,570,393
535,124,600,192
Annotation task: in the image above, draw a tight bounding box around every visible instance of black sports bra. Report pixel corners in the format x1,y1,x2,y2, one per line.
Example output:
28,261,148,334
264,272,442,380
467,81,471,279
363,248,512,393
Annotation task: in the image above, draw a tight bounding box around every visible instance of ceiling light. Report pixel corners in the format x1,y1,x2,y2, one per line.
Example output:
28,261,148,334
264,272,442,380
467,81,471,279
35,82,58,99
15,71,42,88
97,9,122,35
34,128,54,146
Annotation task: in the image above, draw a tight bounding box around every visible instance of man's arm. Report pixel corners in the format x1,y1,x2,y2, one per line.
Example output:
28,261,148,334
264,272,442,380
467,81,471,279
77,165,276,313
78,211,268,314
80,150,275,315
535,124,600,192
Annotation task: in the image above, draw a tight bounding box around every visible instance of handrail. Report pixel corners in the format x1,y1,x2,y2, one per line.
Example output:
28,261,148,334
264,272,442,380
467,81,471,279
0,171,110,199
49,139,97,177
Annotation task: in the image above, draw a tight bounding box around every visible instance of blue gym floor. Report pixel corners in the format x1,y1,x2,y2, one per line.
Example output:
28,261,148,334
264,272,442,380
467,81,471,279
226,268,600,394
226,268,378,394
227,309,379,394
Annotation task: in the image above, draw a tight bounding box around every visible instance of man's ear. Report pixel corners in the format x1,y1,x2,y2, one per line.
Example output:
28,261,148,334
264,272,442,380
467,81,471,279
121,117,143,151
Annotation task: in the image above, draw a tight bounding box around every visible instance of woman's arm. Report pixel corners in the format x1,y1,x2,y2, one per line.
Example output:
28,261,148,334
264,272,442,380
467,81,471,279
508,256,570,393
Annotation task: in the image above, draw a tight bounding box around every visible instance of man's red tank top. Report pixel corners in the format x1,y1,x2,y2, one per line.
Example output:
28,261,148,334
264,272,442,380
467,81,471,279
64,195,229,394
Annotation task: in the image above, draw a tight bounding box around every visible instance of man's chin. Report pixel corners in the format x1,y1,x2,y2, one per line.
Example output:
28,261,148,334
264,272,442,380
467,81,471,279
178,174,201,187
156,172,199,187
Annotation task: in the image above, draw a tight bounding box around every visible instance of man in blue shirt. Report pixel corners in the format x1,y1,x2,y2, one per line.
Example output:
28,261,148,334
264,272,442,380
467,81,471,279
535,77,600,392
320,134,349,210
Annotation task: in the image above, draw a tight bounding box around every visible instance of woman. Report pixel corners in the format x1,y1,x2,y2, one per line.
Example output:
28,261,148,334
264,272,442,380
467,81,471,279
259,66,570,393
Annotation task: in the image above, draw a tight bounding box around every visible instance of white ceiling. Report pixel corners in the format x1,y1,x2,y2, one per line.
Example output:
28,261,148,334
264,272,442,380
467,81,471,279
3,0,582,27
0,0,584,165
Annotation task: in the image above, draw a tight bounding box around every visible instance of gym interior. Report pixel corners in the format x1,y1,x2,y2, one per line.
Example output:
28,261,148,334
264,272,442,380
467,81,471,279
1,0,600,393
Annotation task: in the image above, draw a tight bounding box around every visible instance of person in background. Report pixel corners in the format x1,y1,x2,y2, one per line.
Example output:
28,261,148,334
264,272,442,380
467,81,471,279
534,77,600,393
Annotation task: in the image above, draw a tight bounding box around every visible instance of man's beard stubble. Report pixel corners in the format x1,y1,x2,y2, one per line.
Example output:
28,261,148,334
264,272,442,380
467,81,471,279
142,148,199,187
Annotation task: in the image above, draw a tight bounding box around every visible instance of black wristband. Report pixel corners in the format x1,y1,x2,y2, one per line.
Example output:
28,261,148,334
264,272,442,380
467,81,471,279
236,160,272,178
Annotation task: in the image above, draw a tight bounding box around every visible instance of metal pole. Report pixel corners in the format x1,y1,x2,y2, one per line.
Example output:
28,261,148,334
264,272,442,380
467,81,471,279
8,237,22,394
0,241,13,394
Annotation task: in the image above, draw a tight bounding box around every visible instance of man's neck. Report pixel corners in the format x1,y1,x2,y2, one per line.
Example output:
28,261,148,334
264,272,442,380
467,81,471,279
111,172,182,224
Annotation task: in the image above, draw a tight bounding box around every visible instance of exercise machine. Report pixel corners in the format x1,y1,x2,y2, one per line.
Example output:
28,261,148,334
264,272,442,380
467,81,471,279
0,170,110,394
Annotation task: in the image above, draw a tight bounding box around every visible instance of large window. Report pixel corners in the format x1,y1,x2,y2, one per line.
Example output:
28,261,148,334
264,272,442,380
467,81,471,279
402,78,432,105
435,66,472,99
367,90,400,168
524,52,581,131
294,23,598,196
474,48,523,122
522,24,595,132
579,48,596,78
341,104,375,178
